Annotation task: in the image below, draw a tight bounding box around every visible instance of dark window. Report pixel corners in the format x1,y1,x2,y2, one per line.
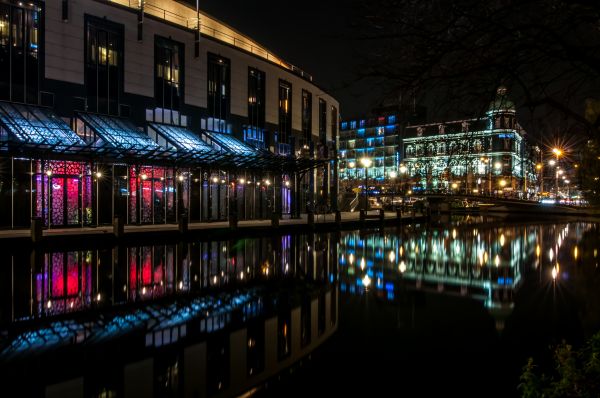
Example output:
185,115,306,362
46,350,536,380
319,98,327,141
301,90,312,143
0,2,39,103
85,17,123,115
278,80,292,144
155,36,183,111
248,67,265,129
207,53,230,123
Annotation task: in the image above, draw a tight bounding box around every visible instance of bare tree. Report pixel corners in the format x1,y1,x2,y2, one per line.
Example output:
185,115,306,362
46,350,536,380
351,0,600,133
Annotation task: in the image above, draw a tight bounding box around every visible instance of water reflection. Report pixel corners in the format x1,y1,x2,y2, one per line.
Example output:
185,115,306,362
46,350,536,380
338,222,595,331
0,234,338,397
1,220,599,397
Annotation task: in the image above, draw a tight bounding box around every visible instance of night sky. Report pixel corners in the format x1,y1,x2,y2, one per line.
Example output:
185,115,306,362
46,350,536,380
195,0,375,120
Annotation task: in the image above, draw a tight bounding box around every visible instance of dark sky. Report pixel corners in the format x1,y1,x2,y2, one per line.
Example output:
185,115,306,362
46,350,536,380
195,0,376,120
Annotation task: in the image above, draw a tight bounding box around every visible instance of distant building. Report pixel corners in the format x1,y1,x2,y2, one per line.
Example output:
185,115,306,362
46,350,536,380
402,87,538,196
338,114,402,189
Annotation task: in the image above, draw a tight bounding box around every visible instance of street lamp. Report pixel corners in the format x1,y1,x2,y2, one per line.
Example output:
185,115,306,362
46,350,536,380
388,170,397,209
552,147,563,199
360,157,372,211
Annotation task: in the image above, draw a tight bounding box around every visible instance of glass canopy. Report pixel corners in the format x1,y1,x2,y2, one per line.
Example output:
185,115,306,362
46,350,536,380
0,102,85,147
202,131,258,156
149,123,214,152
79,113,159,150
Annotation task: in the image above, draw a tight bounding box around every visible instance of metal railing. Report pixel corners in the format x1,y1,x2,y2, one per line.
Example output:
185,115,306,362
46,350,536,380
104,0,313,81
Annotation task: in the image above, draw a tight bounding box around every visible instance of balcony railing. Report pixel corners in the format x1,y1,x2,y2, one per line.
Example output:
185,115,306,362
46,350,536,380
103,0,313,81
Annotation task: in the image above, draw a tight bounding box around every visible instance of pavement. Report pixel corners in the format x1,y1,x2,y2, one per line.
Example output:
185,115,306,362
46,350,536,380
0,211,425,240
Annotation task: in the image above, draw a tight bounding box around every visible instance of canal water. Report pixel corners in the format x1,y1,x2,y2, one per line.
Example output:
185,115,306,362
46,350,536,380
0,217,598,397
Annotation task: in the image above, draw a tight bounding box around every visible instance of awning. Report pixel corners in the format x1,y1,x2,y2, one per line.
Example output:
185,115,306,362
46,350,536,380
79,113,160,151
0,101,85,147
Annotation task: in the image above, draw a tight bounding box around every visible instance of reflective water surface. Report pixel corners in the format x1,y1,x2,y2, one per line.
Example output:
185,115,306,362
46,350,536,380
1,217,599,397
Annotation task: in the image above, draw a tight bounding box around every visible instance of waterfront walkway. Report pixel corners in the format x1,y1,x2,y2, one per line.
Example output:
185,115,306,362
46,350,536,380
0,211,426,242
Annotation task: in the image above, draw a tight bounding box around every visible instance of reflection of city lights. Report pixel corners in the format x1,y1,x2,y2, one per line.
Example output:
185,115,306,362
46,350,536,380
399,246,404,256
360,258,366,270
349,253,354,265
494,255,500,267
362,274,371,288
47,300,52,309
536,245,541,257
388,251,395,262
500,234,505,247
549,248,554,262
142,287,146,295
552,266,558,280
179,281,183,289
452,229,457,239
399,261,406,273
484,251,488,264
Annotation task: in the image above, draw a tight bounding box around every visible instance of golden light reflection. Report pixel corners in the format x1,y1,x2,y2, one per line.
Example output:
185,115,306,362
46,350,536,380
552,266,558,280
500,234,505,247
360,257,366,270
574,246,578,260
399,261,406,273
536,245,541,257
362,274,371,287
349,253,355,265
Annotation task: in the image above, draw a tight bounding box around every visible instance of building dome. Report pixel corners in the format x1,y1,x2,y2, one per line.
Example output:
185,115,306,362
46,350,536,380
488,86,515,113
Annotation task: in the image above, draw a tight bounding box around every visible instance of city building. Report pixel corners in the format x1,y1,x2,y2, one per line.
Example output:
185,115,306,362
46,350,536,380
402,87,538,197
0,0,338,229
338,114,402,191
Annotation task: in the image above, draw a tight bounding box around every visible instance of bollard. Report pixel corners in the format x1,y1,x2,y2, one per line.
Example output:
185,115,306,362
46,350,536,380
229,214,238,229
113,215,124,238
178,215,188,234
307,211,315,227
335,210,342,227
31,217,43,243
271,211,279,227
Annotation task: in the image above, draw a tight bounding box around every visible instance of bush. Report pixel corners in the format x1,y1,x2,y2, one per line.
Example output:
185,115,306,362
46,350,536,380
518,332,600,397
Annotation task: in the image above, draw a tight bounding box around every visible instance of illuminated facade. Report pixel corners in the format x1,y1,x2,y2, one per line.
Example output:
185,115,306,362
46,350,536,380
403,88,538,196
0,0,339,229
338,115,401,187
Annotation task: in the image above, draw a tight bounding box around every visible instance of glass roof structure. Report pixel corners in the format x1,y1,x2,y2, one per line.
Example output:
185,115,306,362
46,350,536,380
202,131,258,156
0,102,85,147
149,123,213,152
79,113,160,151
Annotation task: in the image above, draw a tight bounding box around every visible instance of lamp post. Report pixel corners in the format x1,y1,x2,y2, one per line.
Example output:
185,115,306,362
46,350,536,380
399,163,407,201
552,147,562,199
388,170,397,210
536,163,543,199
360,157,372,211
95,171,102,226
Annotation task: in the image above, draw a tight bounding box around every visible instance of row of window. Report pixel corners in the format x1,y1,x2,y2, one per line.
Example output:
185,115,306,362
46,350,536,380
1,6,337,147
341,115,397,131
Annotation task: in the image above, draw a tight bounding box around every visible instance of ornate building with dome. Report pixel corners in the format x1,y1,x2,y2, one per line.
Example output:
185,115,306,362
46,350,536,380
401,87,539,197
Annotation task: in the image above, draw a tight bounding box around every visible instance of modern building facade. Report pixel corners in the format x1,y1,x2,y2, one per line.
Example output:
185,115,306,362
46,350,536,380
403,88,538,196
0,0,338,229
338,115,402,189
